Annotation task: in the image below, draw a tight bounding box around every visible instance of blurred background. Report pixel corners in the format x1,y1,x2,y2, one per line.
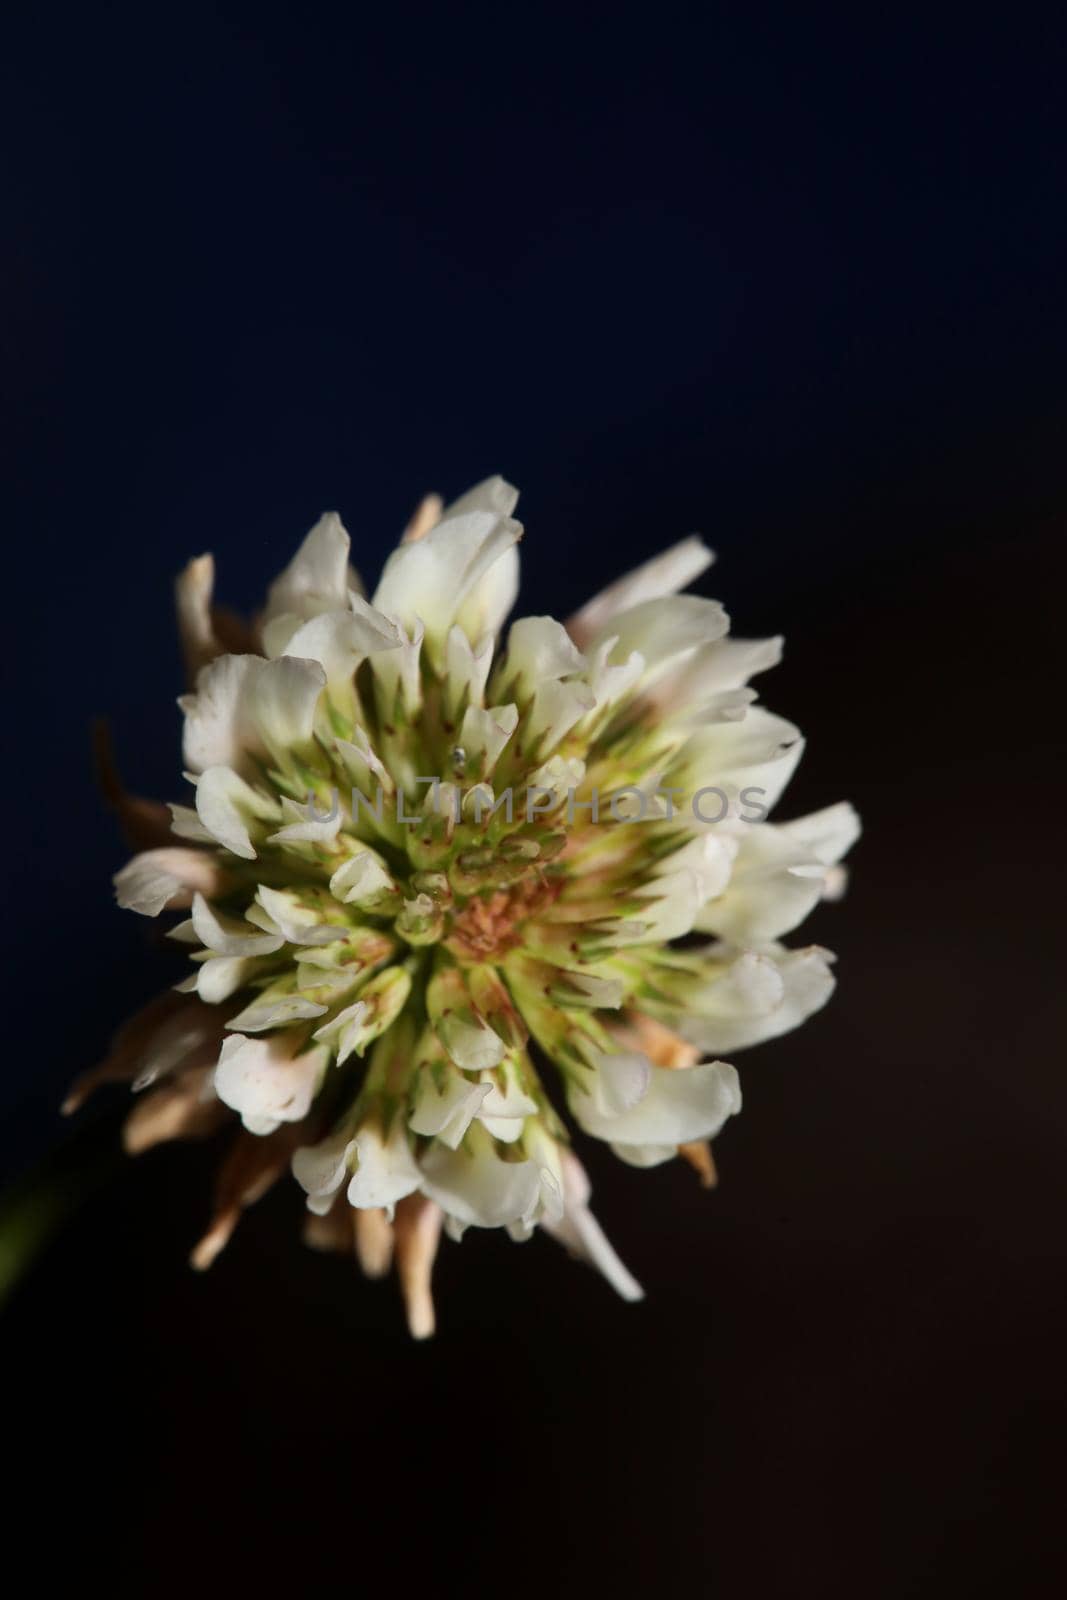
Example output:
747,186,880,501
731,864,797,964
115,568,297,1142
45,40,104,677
2,6,1064,1595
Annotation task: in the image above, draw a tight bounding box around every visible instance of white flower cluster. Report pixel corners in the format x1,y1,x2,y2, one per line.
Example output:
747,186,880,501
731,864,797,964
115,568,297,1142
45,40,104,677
72,476,858,1336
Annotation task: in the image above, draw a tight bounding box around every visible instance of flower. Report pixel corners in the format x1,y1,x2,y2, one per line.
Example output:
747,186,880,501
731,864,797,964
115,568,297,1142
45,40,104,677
71,476,859,1336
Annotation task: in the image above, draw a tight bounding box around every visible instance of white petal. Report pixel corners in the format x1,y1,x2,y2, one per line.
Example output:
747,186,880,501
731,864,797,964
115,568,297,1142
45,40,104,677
224,990,327,1032
191,891,284,956
196,954,263,1003
526,753,587,806
677,946,836,1054
441,474,519,520
503,616,586,694
346,1122,422,1218
436,1013,506,1073
695,820,836,942
526,678,596,754
443,626,494,716
540,1149,644,1302
589,594,728,673
671,707,805,821
635,833,737,941
242,1113,283,1136
571,1056,741,1145
695,949,788,1019
181,654,264,775
567,536,714,648
372,507,522,659
458,702,519,776
779,801,861,865
281,608,400,704
367,617,424,718
246,656,325,760
168,802,215,843
292,1128,355,1212
311,999,369,1064
657,831,736,899
214,1033,327,1132
455,543,519,644
114,848,224,916
588,1052,650,1116
268,795,343,848
654,849,731,911
645,634,783,716
584,635,646,712
480,1116,528,1143
476,1068,538,1140
194,765,279,859
253,884,341,946
409,1066,491,1149
419,1132,541,1229
260,613,303,658
440,479,521,644
609,1142,677,1168
329,852,396,906
507,1163,565,1238
334,728,392,794
263,512,358,626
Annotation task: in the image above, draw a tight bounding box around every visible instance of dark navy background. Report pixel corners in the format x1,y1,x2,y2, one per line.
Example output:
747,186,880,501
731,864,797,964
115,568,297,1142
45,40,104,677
3,8,1064,1595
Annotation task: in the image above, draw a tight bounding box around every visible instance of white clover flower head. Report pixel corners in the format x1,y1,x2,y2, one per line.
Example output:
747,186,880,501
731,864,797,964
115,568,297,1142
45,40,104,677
73,475,859,1337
